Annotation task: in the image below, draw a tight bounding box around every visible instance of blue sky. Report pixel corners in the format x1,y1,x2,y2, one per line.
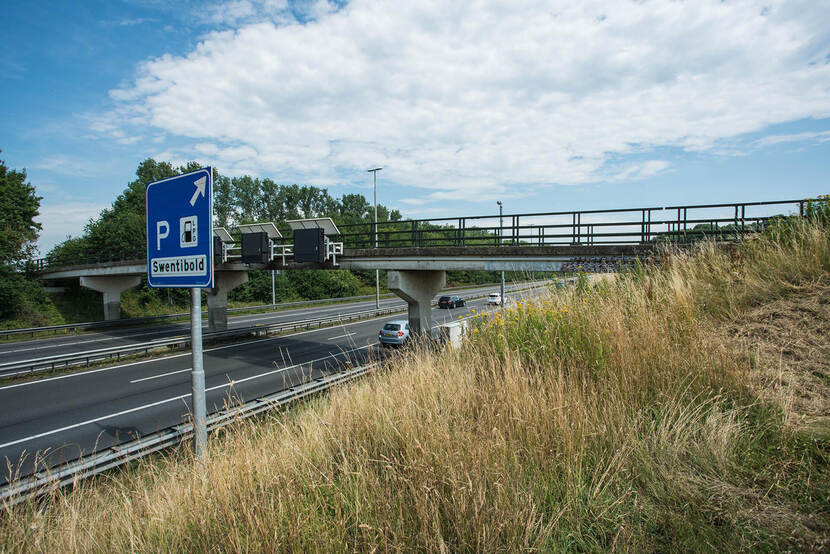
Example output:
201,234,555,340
2,0,829,255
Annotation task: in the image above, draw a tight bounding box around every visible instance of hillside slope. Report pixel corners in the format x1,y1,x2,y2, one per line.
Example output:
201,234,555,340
2,216,829,552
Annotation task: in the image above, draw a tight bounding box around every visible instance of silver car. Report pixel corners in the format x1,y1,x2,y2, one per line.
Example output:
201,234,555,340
378,320,411,346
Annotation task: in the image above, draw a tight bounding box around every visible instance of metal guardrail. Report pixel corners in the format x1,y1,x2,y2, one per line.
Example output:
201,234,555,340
0,361,377,505
0,294,396,340
0,307,400,378
0,283,544,378
0,282,506,341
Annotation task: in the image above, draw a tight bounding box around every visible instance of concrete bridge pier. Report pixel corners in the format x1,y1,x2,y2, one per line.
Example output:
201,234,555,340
207,271,249,332
387,270,446,336
80,275,141,321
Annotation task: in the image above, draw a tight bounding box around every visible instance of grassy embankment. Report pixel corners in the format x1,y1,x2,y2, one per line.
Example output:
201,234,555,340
2,215,829,551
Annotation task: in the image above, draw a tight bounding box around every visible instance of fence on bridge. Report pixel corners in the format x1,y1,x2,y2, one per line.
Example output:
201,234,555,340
336,197,827,249
24,197,828,273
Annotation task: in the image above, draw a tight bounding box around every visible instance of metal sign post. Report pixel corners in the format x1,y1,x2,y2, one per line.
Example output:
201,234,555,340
146,167,214,458
190,288,207,457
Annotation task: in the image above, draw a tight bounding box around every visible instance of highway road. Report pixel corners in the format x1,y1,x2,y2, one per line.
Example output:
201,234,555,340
0,283,523,365
0,286,543,485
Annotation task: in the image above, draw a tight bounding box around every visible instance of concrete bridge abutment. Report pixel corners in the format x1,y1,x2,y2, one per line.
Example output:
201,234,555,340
387,270,446,336
207,271,249,332
80,275,141,321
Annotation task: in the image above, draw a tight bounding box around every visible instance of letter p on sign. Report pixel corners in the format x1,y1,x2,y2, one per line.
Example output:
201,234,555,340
157,220,170,250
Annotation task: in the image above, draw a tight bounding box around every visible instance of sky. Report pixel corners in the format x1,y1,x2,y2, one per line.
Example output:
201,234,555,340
2,0,829,255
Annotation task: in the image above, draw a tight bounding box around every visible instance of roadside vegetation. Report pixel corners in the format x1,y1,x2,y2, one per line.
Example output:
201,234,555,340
2,202,828,551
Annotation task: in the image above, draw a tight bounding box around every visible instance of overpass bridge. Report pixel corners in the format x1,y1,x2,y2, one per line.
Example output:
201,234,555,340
29,198,822,334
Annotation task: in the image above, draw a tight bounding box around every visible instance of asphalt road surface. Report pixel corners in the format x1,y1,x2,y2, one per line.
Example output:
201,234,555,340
0,283,525,365
0,285,546,485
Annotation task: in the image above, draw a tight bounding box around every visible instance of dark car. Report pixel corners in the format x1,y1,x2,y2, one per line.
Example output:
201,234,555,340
438,295,466,309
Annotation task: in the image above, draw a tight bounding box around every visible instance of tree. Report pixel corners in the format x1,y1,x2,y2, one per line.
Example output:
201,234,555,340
0,152,50,322
337,193,371,226
47,159,208,264
214,174,233,228
286,270,364,299
231,175,262,223
0,153,41,265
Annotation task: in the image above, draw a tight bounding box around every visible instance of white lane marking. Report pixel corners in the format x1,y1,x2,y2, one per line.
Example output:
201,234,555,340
0,313,394,391
207,344,371,392
0,344,371,450
0,354,192,391
0,327,188,354
327,333,356,340
0,299,399,353
130,368,192,384
0,393,190,450
0,283,521,391
222,296,411,325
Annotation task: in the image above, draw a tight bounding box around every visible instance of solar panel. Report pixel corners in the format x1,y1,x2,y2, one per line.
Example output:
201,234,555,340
236,222,282,239
213,227,234,243
285,217,340,236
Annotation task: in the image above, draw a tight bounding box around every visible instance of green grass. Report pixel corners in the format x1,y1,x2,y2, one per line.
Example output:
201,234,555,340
1,215,829,552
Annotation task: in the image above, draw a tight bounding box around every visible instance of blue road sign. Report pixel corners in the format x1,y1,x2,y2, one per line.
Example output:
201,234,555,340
146,167,214,288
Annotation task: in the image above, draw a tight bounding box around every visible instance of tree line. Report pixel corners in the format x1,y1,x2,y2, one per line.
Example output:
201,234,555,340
47,159,404,266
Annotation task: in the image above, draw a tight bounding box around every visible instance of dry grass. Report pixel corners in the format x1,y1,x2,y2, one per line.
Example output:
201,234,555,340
1,215,829,552
727,285,830,424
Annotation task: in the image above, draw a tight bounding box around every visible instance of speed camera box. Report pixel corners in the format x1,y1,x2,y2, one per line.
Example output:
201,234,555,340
293,228,326,263
241,232,269,264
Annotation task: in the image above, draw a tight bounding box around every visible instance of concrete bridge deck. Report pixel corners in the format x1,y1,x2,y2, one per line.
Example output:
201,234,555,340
34,244,652,334
38,244,654,281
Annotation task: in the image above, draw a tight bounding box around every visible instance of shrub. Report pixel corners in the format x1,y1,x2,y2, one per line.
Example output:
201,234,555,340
0,265,51,322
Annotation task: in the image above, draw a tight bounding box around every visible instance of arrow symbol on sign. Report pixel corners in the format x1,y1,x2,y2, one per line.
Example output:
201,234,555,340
190,176,206,206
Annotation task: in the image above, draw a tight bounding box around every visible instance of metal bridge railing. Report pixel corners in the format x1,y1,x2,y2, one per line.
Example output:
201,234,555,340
332,198,827,250
23,197,828,272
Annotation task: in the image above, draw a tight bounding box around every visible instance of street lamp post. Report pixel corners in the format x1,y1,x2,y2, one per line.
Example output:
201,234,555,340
497,201,505,306
368,167,383,309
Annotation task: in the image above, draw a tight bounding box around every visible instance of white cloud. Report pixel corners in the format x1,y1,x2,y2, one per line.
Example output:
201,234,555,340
97,0,830,203
607,160,672,181
199,0,292,26
35,201,108,255
118,17,153,27
755,130,830,148
399,197,426,206
33,155,112,178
